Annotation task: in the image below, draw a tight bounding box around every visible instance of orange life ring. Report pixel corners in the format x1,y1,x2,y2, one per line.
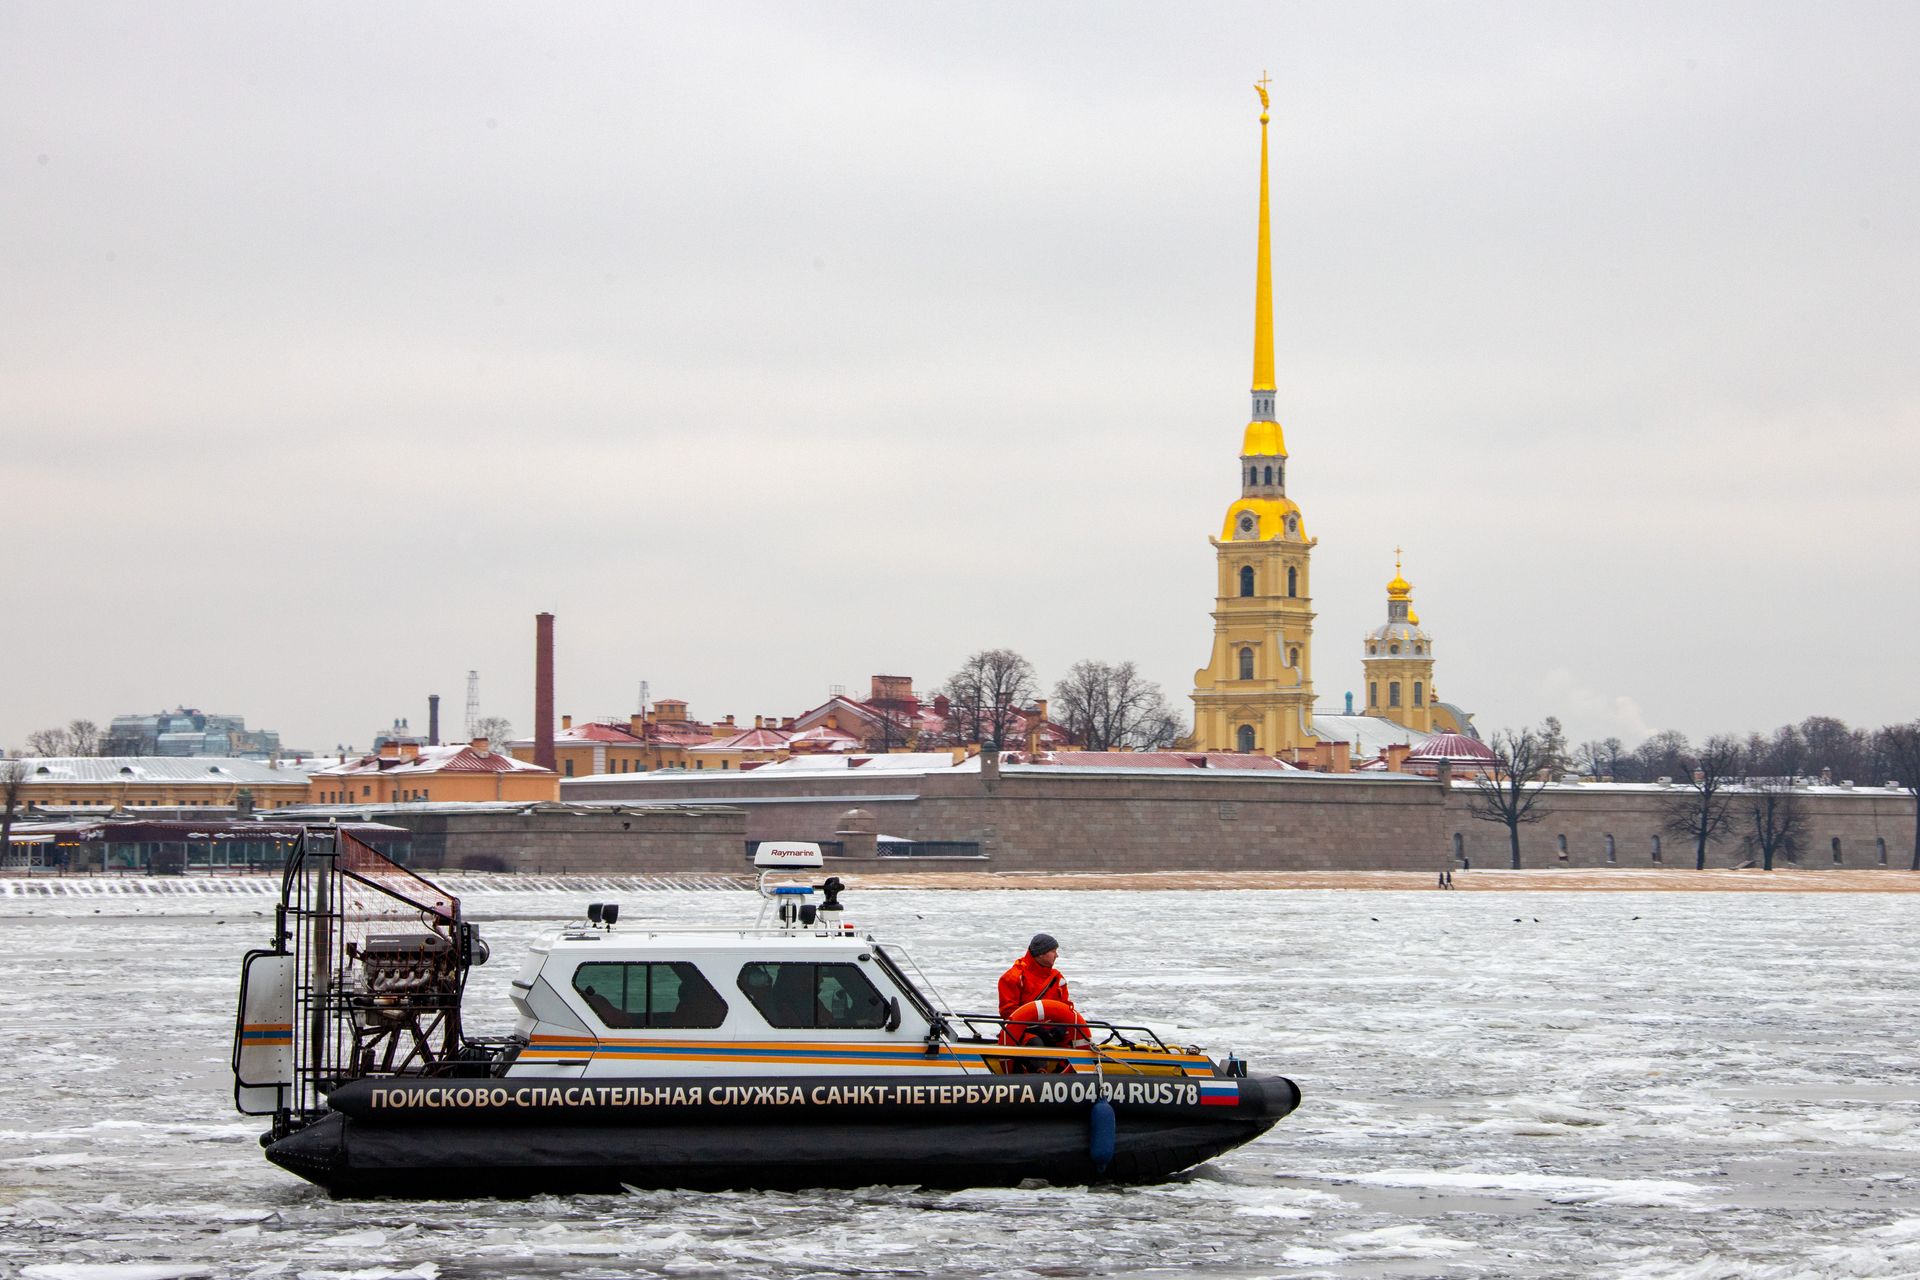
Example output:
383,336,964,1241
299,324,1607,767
1001,998,1092,1054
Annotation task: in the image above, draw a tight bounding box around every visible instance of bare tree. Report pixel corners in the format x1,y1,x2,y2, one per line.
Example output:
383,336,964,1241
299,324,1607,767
470,715,514,750
66,719,103,756
1,757,29,870
941,649,1039,751
865,699,919,753
1467,728,1551,869
1630,730,1691,784
1051,659,1182,751
1663,734,1742,870
1575,737,1624,780
1739,772,1802,872
24,727,73,757
1800,715,1871,784
1877,721,1920,872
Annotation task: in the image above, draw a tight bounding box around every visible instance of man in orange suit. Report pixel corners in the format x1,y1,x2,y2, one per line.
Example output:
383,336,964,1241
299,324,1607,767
998,932,1073,1018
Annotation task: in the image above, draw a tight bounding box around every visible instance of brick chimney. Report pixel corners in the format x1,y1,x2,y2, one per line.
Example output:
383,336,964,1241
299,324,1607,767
428,694,441,746
534,611,556,772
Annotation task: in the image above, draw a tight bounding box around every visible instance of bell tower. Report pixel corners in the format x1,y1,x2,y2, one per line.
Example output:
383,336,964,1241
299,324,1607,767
1191,76,1317,754
1362,551,1436,734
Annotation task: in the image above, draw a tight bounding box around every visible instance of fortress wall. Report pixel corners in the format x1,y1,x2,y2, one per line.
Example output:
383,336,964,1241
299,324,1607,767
1440,784,1914,871
381,806,748,873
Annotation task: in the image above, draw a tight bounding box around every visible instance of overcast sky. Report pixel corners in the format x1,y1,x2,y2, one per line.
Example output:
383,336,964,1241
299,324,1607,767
4,2,1916,756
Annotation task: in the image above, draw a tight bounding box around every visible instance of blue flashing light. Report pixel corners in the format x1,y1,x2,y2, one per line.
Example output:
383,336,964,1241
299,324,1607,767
773,886,814,896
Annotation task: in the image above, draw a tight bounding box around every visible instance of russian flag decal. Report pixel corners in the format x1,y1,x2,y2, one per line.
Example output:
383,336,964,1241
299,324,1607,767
1198,1080,1239,1107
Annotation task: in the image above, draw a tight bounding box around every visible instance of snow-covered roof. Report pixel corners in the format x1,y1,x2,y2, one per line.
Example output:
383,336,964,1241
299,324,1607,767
1309,715,1429,756
745,751,963,775
309,743,554,777
688,726,795,753
1046,751,1301,771
4,756,311,785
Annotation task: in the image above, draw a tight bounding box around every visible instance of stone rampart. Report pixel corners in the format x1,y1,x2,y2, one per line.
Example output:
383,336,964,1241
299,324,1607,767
1442,782,1914,871
376,805,747,873
561,768,1915,875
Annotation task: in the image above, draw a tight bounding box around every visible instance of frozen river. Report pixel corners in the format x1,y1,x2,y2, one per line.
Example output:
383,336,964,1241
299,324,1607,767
2,881,1918,1279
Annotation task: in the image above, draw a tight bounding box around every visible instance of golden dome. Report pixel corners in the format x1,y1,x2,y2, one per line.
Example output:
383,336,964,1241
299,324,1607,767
1220,495,1303,542
1408,608,1420,625
1240,419,1288,458
1386,548,1412,600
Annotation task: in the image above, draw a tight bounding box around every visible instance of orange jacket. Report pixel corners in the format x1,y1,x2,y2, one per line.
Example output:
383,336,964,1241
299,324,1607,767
998,953,1072,1018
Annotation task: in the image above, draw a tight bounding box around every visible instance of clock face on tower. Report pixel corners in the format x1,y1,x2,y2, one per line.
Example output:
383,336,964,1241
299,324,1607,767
1236,513,1258,540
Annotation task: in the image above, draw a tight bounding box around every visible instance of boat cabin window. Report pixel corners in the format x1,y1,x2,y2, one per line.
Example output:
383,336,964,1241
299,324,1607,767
736,961,890,1030
571,961,728,1030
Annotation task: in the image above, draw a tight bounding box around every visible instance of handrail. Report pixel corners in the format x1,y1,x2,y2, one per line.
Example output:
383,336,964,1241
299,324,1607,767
949,1011,1173,1054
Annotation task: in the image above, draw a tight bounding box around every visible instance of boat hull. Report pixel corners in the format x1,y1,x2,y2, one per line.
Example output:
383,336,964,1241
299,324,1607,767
266,1073,1300,1197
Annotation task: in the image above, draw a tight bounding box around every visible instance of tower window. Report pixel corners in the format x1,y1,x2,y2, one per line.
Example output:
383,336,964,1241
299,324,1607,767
1277,461,1285,487
1389,682,1401,708
1247,465,1257,485
1288,646,1299,668
1368,681,1378,707
1413,681,1424,706
1287,566,1297,597
1236,725,1256,753
1238,566,1254,597
1238,647,1255,680
1263,465,1273,485
1390,643,1399,655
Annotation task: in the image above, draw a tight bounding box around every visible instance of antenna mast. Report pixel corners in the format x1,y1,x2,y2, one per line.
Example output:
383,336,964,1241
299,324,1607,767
465,670,481,740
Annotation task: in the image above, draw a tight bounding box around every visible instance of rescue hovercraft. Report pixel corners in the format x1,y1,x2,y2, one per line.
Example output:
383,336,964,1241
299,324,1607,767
232,832,1299,1198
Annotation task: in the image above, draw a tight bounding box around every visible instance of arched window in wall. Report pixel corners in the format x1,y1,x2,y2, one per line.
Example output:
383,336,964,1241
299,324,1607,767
1263,465,1273,485
1368,681,1378,707
1238,566,1254,597
1288,646,1300,668
1452,832,1464,862
1878,837,1889,865
1832,837,1843,864
1237,724,1256,753
1238,647,1255,680
1413,681,1424,706
1605,834,1616,863
1247,465,1257,485
1557,834,1569,861
1651,835,1662,862
1389,682,1402,708
1287,566,1297,597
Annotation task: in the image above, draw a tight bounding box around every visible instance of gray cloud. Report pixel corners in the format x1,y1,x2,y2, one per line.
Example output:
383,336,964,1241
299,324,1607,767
3,2,1915,754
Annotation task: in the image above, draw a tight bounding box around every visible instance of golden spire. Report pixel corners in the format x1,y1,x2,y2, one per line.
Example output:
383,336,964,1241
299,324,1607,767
1251,72,1275,395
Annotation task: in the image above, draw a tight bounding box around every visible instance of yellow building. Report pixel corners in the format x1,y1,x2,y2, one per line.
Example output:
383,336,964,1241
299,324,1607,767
1192,79,1318,754
1358,554,1479,741
1362,554,1437,734
0,756,310,811
308,738,558,805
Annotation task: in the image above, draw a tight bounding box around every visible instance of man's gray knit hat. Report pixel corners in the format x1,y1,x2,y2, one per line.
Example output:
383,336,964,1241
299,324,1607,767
1028,932,1059,956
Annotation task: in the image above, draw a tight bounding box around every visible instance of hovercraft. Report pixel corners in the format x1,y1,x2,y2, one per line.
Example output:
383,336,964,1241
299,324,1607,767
232,833,1299,1197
